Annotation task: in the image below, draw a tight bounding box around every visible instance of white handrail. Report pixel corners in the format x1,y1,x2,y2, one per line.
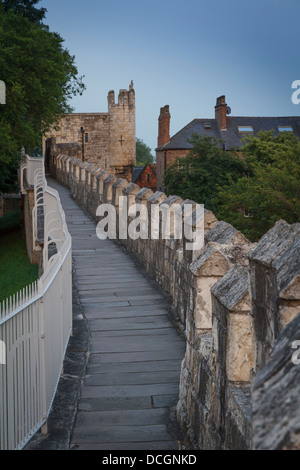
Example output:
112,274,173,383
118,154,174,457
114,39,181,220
0,156,72,450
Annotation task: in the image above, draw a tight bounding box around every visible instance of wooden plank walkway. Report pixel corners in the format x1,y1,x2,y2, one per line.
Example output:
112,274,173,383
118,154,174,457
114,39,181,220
49,179,186,450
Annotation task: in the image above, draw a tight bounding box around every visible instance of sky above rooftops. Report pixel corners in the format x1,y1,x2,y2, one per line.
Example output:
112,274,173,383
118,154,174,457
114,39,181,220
40,0,300,155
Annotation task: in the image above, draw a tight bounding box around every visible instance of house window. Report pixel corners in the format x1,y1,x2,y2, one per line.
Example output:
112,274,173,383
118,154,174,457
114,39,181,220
278,126,293,132
238,126,253,133
146,173,150,182
85,133,89,142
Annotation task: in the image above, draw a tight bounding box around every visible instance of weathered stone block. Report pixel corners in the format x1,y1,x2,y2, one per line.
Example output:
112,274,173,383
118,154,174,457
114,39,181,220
252,312,300,450
249,220,300,371
205,220,250,246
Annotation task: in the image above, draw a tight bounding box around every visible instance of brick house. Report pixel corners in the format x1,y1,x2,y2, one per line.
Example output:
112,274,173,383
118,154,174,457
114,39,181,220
132,163,156,190
156,96,300,190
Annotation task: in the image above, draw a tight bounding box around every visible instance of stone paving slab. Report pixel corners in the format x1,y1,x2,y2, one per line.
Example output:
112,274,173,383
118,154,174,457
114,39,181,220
86,359,182,374
40,178,185,450
88,316,172,331
89,336,184,354
88,349,184,364
82,308,172,319
72,441,178,450
71,424,175,444
84,370,181,386
77,394,180,413
75,408,168,427
90,328,175,337
81,383,180,399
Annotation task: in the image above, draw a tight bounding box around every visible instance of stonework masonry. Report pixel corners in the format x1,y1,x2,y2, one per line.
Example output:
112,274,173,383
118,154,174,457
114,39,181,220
51,153,300,450
44,83,135,181
156,149,189,191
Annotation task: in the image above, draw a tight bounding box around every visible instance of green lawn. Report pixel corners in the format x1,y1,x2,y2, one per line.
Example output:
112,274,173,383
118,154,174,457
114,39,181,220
0,211,39,303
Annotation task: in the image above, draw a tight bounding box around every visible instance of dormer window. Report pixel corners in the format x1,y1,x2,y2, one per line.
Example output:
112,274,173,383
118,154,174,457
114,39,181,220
238,126,253,133
204,122,211,129
278,126,293,132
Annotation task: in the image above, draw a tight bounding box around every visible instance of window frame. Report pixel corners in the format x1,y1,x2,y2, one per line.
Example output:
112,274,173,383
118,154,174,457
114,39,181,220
238,126,254,133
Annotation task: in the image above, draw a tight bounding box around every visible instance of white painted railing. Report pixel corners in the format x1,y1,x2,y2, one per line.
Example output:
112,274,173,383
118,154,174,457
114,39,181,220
0,158,72,450
20,155,44,190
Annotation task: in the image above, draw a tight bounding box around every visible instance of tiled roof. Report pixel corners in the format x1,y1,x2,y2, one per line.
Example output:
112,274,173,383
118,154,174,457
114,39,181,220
159,119,222,150
132,164,156,183
222,116,300,149
158,116,300,151
132,166,144,183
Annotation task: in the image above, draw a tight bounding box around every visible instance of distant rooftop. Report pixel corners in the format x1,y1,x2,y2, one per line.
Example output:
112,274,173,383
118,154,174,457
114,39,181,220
157,96,300,151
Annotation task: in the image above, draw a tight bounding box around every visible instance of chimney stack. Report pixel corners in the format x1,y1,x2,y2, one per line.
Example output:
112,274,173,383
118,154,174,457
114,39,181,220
215,95,227,130
158,105,171,147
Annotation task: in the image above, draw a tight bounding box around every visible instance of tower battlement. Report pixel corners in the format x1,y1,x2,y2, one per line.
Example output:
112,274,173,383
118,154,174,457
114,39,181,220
108,82,135,109
45,82,136,181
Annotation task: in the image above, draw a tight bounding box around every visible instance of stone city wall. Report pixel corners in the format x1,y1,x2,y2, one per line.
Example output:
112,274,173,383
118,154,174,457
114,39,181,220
51,153,300,450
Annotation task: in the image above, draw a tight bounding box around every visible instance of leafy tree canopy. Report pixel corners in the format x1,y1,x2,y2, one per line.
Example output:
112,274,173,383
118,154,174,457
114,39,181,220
2,0,46,24
136,138,154,166
163,134,246,214
215,131,300,241
163,131,300,242
0,2,85,191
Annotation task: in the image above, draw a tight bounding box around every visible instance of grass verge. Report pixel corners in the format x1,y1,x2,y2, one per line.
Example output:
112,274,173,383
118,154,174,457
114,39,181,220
0,211,39,303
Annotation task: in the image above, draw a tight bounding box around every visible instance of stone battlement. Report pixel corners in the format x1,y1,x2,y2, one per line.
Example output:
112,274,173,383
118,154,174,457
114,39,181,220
44,84,135,181
51,153,300,450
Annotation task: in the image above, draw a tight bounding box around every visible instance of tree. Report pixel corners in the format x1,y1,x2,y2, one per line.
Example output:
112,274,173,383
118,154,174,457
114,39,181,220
2,0,46,24
136,138,154,166
215,131,300,241
163,134,246,214
0,3,85,191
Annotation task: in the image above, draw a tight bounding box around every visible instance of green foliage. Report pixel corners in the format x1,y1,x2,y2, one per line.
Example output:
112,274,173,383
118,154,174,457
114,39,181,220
0,227,38,302
164,134,246,214
0,3,85,191
2,0,47,24
163,131,300,242
136,138,154,166
215,131,300,241
0,160,20,192
0,209,20,231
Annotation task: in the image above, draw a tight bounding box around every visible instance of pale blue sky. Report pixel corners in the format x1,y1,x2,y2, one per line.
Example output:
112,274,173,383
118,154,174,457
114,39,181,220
40,0,300,154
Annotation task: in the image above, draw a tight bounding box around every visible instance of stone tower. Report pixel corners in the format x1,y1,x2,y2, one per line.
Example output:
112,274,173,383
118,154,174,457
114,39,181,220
43,82,136,181
107,82,136,180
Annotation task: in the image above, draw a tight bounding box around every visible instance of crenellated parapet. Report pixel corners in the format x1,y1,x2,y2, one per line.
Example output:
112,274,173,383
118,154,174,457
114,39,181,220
51,153,300,450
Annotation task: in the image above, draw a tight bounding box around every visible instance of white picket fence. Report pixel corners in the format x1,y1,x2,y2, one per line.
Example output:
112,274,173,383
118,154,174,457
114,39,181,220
0,157,72,450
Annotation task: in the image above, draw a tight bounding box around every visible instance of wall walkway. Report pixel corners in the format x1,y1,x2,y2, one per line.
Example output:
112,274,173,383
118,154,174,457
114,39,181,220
48,178,186,450
48,154,300,450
